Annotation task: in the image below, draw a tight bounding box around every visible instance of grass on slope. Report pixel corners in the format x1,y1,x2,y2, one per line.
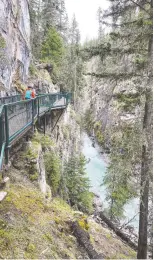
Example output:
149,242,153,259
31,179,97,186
0,167,136,259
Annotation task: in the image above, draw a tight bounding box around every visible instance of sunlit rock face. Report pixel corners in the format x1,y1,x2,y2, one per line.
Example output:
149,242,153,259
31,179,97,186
0,0,30,93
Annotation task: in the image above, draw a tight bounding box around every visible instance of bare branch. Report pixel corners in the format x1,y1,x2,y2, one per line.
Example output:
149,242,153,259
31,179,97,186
120,212,139,229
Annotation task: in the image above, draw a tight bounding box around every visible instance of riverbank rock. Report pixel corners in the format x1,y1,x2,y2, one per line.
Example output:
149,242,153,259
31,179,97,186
92,192,103,213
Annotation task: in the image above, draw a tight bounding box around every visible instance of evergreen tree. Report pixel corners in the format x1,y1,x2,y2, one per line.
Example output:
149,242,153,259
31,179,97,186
44,152,61,195
29,0,68,59
64,154,93,214
58,14,85,110
41,27,65,79
29,0,44,59
103,123,141,220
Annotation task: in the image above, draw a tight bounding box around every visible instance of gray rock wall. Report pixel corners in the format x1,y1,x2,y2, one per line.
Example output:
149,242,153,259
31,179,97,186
82,55,145,148
0,0,30,94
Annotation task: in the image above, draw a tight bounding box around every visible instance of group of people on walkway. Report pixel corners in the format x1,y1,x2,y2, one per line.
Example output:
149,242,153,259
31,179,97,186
23,85,36,100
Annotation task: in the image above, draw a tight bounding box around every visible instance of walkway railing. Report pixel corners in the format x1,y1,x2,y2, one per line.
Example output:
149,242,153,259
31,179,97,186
0,95,21,105
0,92,72,170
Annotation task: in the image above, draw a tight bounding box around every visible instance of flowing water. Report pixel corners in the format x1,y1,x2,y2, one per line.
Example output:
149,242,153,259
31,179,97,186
82,133,139,231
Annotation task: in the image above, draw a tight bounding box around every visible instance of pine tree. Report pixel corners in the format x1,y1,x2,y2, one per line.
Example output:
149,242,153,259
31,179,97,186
29,0,44,59
58,14,84,110
41,27,65,80
64,154,93,213
29,0,68,59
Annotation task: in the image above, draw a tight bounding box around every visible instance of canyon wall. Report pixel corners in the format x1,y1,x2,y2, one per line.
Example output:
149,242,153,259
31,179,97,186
0,0,30,94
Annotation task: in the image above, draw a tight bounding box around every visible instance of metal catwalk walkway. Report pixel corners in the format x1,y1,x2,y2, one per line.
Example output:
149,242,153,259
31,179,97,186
0,92,72,170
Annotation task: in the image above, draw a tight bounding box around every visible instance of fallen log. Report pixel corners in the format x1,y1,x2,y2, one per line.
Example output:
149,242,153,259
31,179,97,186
99,212,138,251
70,221,104,259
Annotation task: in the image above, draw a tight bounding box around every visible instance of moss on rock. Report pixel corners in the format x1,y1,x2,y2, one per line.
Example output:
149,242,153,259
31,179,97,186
32,132,54,150
0,35,6,48
116,92,141,111
94,121,104,145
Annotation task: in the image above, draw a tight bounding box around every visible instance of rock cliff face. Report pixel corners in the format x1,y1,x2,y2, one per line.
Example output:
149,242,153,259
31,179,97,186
45,105,82,161
0,0,30,94
82,55,145,150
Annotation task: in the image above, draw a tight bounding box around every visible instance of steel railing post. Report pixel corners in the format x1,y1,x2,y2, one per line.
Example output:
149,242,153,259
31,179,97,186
4,106,9,164
38,97,40,118
32,99,35,131
0,111,4,152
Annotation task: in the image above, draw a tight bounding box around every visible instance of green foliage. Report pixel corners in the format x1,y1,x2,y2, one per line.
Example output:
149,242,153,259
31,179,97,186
26,243,36,253
78,216,90,230
94,121,104,145
29,64,37,76
57,16,85,102
81,41,111,62
25,147,39,181
0,220,13,251
62,125,70,140
133,55,147,69
43,233,53,242
64,154,94,214
116,92,141,111
95,130,104,145
24,243,37,258
83,108,94,134
44,152,61,195
103,124,141,220
0,35,8,68
25,148,38,160
41,27,64,69
29,172,38,181
0,35,6,48
32,133,54,150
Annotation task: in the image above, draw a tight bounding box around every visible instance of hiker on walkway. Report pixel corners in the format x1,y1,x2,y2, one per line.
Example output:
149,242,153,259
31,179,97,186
31,87,36,98
25,86,32,100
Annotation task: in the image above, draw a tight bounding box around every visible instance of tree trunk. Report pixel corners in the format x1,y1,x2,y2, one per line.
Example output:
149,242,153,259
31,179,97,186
137,134,149,259
99,212,138,251
137,87,152,258
70,221,104,259
137,1,153,256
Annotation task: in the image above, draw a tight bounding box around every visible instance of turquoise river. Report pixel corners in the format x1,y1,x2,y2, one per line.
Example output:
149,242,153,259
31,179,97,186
82,133,139,231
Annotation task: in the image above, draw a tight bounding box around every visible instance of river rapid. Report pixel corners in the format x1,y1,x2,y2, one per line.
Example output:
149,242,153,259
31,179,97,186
82,133,139,231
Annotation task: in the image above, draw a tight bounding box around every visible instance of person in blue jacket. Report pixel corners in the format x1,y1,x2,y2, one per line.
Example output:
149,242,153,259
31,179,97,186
25,86,32,100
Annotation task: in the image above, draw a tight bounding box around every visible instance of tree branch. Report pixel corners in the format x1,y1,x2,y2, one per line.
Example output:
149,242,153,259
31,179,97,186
120,212,139,229
129,0,151,15
84,72,145,79
102,17,151,27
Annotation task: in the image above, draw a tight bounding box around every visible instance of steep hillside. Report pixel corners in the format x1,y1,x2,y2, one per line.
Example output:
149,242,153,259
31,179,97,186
0,162,136,259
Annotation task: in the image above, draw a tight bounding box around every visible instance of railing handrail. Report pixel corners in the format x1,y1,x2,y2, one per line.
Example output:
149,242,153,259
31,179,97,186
5,98,33,107
0,94,21,99
4,93,69,107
